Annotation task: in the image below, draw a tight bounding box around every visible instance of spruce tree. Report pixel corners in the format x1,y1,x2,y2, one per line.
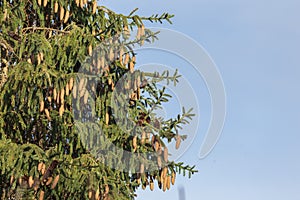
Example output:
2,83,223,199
0,0,197,199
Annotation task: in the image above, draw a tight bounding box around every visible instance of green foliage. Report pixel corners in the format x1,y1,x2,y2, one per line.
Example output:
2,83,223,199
0,0,197,199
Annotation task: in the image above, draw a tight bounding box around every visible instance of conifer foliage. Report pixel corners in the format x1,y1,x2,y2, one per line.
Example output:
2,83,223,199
0,0,197,199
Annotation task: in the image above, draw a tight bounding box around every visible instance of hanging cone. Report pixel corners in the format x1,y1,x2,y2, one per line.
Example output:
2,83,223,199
51,175,59,189
92,0,97,14
39,190,44,200
54,1,58,13
43,0,48,7
64,10,69,23
59,6,64,21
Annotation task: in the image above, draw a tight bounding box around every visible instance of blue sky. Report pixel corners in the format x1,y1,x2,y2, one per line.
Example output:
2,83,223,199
101,0,300,199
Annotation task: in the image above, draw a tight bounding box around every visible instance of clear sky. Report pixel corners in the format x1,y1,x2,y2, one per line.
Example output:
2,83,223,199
101,0,300,199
